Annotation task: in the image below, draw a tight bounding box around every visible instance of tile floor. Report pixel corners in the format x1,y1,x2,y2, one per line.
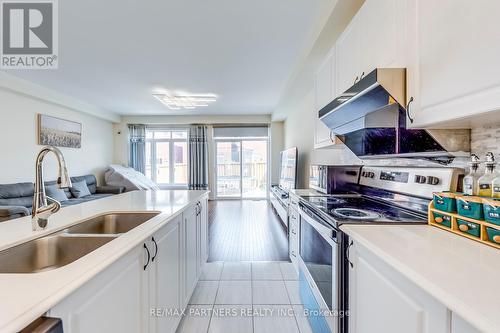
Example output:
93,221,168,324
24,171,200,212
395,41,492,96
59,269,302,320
176,261,313,333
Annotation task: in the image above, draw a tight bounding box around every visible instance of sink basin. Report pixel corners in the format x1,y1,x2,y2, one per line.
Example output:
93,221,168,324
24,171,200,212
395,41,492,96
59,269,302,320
64,212,160,235
0,235,116,273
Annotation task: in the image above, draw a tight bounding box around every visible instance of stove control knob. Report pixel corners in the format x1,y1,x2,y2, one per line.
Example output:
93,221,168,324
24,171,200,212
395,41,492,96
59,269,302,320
368,172,375,178
414,175,427,184
427,176,440,185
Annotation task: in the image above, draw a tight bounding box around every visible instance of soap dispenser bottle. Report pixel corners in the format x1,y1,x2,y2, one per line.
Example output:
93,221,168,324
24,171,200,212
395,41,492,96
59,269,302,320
463,154,481,195
492,157,500,198
478,152,497,197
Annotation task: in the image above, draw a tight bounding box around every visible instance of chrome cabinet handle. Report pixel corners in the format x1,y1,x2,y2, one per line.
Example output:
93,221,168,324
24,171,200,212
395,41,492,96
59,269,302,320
346,240,354,268
143,244,150,270
406,97,415,124
151,237,158,262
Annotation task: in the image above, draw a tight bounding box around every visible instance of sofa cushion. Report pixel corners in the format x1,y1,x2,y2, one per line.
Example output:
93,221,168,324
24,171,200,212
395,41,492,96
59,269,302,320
70,180,92,198
0,183,34,208
0,206,30,217
71,175,97,195
45,185,69,202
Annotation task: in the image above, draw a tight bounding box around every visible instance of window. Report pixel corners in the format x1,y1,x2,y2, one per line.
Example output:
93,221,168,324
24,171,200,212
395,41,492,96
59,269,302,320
213,126,269,198
145,129,188,187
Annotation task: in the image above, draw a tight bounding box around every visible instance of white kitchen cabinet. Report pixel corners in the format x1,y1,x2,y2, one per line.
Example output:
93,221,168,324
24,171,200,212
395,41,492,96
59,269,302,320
406,0,500,127
150,216,182,333
336,17,362,95
314,48,342,149
198,198,209,268
348,241,450,333
50,243,150,333
314,0,408,149
314,52,334,149
49,196,209,333
357,0,408,75
182,202,199,307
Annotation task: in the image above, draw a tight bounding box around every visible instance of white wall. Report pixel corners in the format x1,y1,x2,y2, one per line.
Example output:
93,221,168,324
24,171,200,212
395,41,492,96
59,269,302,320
0,88,115,185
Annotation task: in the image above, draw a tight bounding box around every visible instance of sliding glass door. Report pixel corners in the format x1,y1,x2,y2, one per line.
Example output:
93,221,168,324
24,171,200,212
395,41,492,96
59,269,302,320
216,139,267,199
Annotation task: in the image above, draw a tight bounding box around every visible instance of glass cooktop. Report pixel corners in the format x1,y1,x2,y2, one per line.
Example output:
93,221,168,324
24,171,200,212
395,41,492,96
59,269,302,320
300,195,427,224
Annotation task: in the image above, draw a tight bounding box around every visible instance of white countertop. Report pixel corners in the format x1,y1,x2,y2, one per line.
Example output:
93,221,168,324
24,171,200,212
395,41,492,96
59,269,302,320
289,188,327,197
340,224,500,333
0,190,209,333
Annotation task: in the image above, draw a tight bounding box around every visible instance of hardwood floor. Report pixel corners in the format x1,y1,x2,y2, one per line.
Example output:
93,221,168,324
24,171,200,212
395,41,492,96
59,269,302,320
208,200,289,262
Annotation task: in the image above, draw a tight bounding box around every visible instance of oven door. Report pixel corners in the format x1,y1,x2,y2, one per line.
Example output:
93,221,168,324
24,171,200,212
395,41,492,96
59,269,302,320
298,204,340,312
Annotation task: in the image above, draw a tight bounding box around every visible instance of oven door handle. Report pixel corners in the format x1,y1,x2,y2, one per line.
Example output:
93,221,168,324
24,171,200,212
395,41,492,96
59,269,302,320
299,207,338,245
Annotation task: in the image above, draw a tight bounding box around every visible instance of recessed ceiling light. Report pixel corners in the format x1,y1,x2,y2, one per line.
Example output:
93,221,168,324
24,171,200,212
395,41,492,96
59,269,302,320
153,91,217,110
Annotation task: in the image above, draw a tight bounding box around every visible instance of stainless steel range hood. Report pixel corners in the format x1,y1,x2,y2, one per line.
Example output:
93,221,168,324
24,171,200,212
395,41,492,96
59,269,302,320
319,68,470,159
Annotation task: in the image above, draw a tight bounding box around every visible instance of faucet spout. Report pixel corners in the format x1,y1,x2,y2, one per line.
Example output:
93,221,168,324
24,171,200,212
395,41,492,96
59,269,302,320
32,146,72,231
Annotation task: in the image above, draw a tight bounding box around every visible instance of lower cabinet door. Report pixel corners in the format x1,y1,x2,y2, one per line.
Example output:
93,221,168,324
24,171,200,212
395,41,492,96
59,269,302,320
183,204,198,307
199,198,209,266
50,244,149,333
349,242,450,333
150,216,182,333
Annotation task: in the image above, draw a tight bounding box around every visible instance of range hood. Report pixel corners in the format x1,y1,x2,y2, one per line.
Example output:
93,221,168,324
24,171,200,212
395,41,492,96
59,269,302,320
319,68,470,159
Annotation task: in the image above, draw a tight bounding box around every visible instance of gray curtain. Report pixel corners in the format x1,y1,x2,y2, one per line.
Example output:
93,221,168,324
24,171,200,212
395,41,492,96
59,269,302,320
128,124,146,174
188,125,209,190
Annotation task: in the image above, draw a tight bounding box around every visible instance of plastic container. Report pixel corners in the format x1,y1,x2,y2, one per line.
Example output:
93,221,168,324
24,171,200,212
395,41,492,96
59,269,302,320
456,196,484,220
432,212,452,228
482,198,500,226
486,227,500,245
432,192,457,212
456,219,481,238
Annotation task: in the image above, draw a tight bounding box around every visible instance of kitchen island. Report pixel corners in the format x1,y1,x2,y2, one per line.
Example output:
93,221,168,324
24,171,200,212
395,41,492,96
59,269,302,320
0,190,209,333
341,224,500,333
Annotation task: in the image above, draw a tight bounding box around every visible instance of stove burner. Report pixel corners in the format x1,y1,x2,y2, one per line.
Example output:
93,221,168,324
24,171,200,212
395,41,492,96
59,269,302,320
308,197,346,206
324,197,346,205
331,208,382,220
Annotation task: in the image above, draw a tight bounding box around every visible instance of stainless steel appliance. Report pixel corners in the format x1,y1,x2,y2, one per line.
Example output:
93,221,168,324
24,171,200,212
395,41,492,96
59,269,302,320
297,165,464,333
309,165,361,194
318,68,470,160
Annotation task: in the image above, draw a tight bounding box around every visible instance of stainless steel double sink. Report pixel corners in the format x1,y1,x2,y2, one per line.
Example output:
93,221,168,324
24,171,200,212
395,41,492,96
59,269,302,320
0,212,159,274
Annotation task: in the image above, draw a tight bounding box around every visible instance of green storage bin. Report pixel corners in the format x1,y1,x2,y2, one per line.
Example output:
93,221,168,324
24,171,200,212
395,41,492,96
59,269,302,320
482,199,500,226
486,227,500,245
433,212,452,228
456,196,484,220
433,192,457,212
457,219,481,238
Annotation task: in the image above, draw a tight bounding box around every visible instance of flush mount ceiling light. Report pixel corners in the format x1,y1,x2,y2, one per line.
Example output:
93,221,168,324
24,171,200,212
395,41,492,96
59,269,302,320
153,91,217,110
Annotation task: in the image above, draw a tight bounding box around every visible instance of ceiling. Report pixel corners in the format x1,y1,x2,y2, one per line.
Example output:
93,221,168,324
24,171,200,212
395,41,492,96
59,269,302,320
7,0,335,117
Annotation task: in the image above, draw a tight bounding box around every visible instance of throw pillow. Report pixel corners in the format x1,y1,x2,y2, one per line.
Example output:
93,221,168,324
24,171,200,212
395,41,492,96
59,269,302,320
70,180,91,198
45,185,69,202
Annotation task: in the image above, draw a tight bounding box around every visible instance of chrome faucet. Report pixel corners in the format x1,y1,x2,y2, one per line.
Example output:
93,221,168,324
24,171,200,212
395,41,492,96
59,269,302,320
32,146,72,231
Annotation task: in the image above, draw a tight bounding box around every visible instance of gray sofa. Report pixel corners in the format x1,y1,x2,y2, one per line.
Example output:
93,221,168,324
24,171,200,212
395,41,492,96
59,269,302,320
0,175,125,222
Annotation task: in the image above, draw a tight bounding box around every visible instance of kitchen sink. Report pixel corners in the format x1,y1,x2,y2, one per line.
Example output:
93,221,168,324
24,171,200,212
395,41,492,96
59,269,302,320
0,235,116,274
64,212,160,235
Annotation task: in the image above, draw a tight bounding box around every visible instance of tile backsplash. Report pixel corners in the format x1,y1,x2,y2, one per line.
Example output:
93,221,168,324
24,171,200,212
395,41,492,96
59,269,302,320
471,125,500,158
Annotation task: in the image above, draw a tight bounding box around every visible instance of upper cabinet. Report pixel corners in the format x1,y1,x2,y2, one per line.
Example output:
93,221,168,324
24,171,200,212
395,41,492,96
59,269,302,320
336,0,408,94
314,49,338,148
336,18,362,95
313,0,408,149
407,0,500,127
